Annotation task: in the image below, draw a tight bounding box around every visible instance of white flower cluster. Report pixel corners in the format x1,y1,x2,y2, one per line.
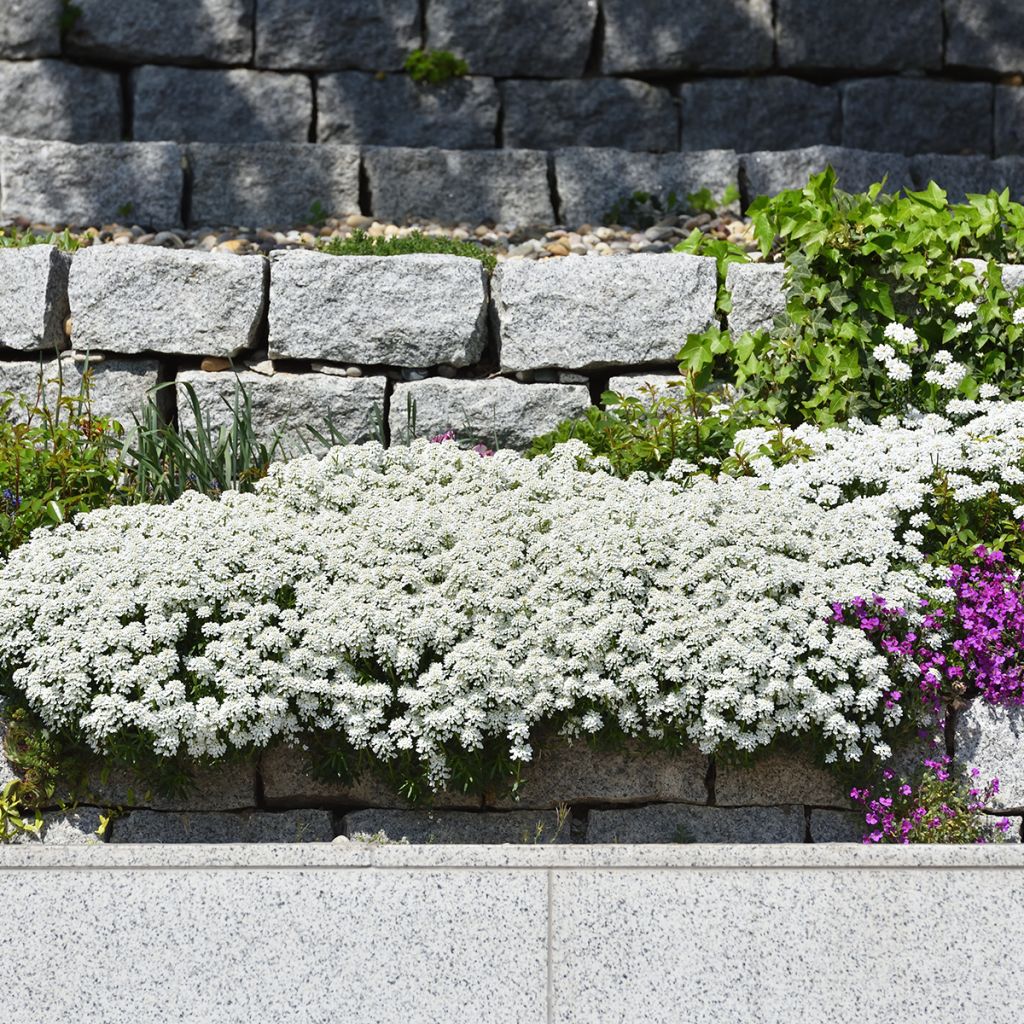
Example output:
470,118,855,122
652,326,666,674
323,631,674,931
0,440,924,780
923,350,968,391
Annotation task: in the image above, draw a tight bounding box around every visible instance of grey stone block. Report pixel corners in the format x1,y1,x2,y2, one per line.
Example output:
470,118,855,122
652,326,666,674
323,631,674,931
0,59,120,142
425,0,597,78
776,0,942,70
0,245,70,351
996,87,1024,156
740,145,913,200
502,79,677,152
0,0,61,57
947,0,1024,73
681,78,839,152
318,72,498,149
389,378,590,450
488,740,707,810
725,261,785,335
842,79,993,156
112,809,334,843
12,808,106,845
809,810,865,843
554,146,739,227
259,745,481,809
187,143,359,227
68,246,265,357
82,761,257,812
343,808,572,844
268,250,488,367
0,695,15,789
364,146,554,225
133,66,312,143
254,0,420,71
955,701,1024,811
66,0,253,65
910,154,1014,202
0,356,160,425
0,138,183,227
494,253,716,371
714,752,851,809
994,157,1024,202
606,373,685,401
587,804,806,843
602,0,773,74
176,369,387,455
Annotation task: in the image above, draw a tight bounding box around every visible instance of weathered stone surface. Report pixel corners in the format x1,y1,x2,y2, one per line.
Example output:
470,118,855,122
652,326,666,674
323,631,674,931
808,810,865,843
726,261,785,335
0,59,120,142
12,809,106,845
259,746,481,810
776,0,942,70
502,79,677,152
187,143,359,227
0,138,183,227
254,0,420,71
995,87,1024,157
587,804,805,843
343,809,572,844
606,374,684,401
955,701,1024,810
176,370,387,455
0,0,61,57
133,66,312,143
910,154,1014,202
714,752,851,809
318,73,498,149
69,246,265,357
602,0,773,74
268,250,488,367
0,245,70,351
112,809,334,843
947,0,1024,73
494,254,716,371
841,79,993,156
680,78,839,152
554,147,739,227
66,0,253,65
0,696,16,789
389,378,590,450
0,356,160,425
83,761,257,812
740,146,913,200
364,147,554,225
488,740,707,810
425,0,597,78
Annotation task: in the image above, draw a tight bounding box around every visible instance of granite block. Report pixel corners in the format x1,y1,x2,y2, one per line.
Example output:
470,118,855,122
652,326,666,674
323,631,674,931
0,244,70,351
343,808,572,844
267,250,488,367
363,146,554,226
955,701,1024,810
725,261,785,335
133,66,312,143
0,0,61,57
186,143,360,227
0,59,121,142
68,245,266,357
318,72,498,149
112,809,334,843
946,0,1024,73
808,809,865,843
586,804,806,843
714,751,851,809
389,378,591,450
11,808,106,845
995,86,1024,157
82,760,257,812
910,153,1016,201
0,138,184,227
494,253,716,371
606,373,685,401
425,0,597,78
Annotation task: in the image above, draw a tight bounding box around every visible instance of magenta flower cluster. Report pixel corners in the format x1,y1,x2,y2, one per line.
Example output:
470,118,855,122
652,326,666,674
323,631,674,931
428,430,494,458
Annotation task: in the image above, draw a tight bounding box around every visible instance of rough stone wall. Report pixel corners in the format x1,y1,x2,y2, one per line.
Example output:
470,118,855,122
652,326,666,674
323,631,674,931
0,0,1023,157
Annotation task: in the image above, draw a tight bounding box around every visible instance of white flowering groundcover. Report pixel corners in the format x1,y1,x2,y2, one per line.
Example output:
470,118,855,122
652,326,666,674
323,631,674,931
1,394,1021,789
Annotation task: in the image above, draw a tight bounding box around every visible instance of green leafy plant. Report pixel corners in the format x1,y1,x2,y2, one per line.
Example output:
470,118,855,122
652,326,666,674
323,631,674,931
403,49,468,85
605,185,741,228
115,201,135,220
308,199,327,227
58,0,82,34
0,226,80,251
319,229,496,272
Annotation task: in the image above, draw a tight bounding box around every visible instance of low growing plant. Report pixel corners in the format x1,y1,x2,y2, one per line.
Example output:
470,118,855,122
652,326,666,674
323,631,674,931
319,229,496,272
403,49,468,85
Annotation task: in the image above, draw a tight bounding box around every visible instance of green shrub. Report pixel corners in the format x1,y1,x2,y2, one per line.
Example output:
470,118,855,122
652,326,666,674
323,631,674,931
319,228,497,272
403,48,468,85
0,226,80,250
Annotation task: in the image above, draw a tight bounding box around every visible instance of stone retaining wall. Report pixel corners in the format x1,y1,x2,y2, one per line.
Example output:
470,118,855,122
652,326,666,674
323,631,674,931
2,1,1024,158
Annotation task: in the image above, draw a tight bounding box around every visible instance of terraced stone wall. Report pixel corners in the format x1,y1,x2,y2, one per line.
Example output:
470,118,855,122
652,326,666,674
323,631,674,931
1,0,1023,157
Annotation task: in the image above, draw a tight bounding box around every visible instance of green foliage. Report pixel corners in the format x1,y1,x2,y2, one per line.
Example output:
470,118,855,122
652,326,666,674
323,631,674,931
403,49,468,85
605,185,740,228
680,170,1024,428
0,226,80,251
58,0,82,34
308,199,327,227
115,201,135,220
0,367,124,559
319,228,497,272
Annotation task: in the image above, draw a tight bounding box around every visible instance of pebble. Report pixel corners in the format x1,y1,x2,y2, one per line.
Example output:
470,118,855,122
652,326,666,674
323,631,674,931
200,357,232,372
